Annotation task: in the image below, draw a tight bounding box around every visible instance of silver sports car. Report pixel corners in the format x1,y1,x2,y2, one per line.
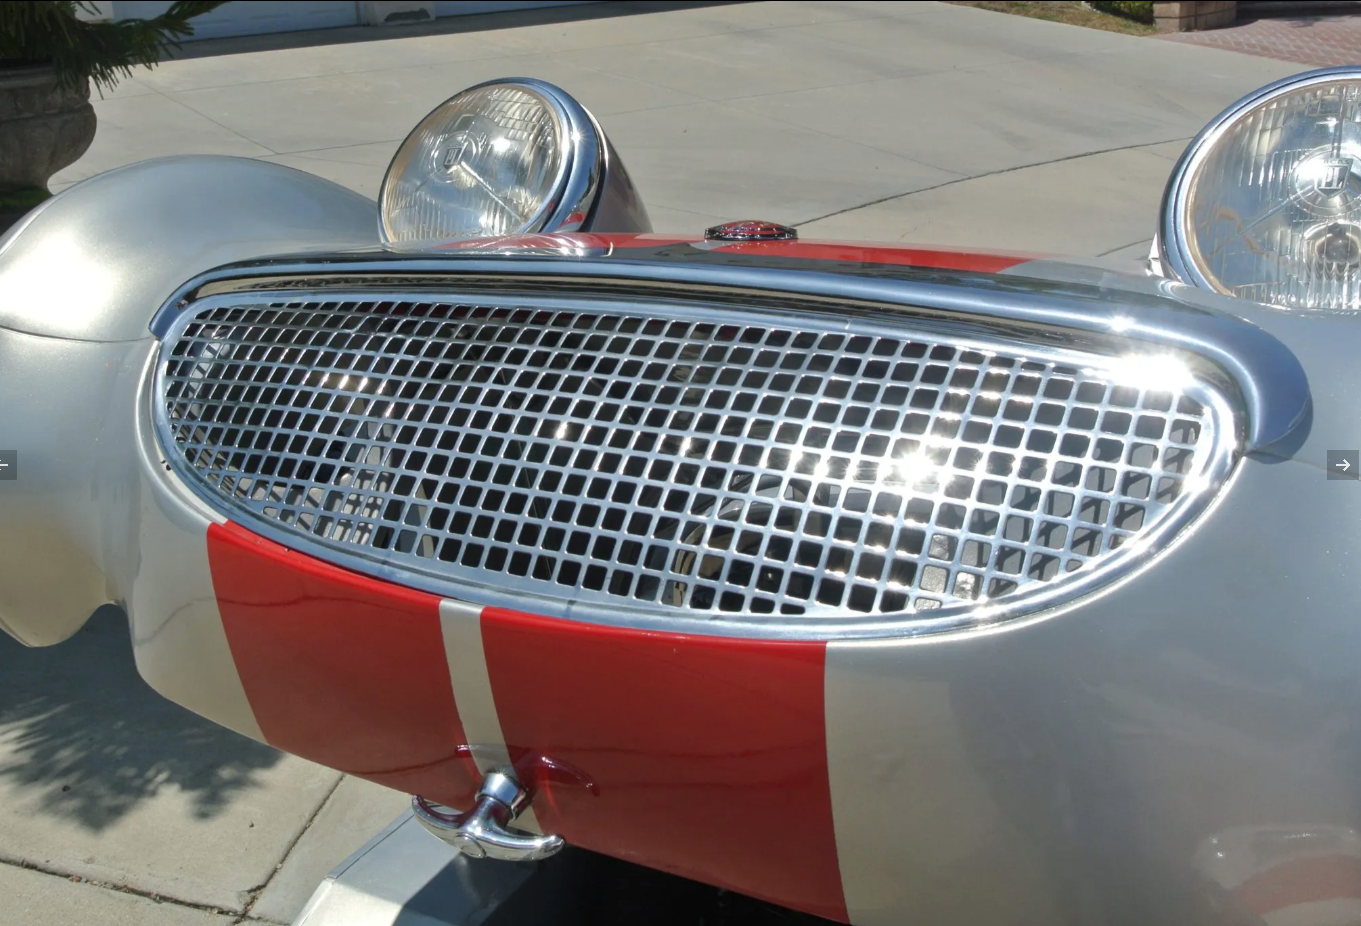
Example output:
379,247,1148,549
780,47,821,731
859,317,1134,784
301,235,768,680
2,66,1357,926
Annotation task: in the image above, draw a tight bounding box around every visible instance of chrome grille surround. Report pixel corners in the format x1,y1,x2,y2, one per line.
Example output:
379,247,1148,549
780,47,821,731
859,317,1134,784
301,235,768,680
153,286,1238,637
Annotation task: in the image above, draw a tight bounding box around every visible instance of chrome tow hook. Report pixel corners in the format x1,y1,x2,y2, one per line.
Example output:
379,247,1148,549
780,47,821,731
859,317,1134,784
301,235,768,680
411,769,563,862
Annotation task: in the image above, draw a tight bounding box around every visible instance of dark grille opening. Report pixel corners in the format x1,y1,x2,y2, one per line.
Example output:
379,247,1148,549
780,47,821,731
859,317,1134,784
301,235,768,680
158,297,1230,622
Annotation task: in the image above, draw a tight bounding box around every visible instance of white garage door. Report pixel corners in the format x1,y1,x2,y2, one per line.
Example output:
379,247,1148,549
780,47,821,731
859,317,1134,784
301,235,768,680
433,1,596,12
114,2,359,39
114,2,601,40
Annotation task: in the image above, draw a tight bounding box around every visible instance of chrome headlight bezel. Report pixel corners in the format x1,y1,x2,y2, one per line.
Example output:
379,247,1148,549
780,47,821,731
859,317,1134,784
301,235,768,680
378,77,604,247
1159,65,1361,308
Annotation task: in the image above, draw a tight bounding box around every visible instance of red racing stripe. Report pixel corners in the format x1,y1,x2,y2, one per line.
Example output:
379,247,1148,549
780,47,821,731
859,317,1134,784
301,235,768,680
710,239,1035,273
1234,854,1361,916
481,607,848,922
431,232,697,252
207,521,478,806
432,232,1035,273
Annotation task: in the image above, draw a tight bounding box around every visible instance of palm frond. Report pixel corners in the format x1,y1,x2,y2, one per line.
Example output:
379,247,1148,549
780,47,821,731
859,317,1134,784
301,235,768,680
0,1,228,91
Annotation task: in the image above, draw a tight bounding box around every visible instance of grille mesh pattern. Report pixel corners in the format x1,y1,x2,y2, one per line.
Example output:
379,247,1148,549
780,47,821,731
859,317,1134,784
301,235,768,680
158,298,1227,622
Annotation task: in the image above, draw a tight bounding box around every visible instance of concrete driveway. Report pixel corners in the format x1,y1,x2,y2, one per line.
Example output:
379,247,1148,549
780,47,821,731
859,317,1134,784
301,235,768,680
3,2,1306,924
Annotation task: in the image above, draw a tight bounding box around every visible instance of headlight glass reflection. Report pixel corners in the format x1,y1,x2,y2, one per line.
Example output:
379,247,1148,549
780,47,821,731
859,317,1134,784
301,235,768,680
1178,75,1361,310
380,84,567,245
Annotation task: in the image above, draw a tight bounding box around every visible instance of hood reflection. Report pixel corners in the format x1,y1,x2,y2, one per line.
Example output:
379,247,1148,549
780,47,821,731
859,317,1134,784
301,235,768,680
1196,826,1361,926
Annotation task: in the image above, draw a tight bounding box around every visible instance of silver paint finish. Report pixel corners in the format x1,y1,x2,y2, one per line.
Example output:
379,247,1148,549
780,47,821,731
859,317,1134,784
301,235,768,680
0,141,1352,926
825,452,1361,926
0,327,264,730
0,155,376,649
126,348,264,742
0,329,140,645
439,600,512,777
824,262,1361,926
0,322,266,742
438,599,543,835
1192,824,1361,917
0,156,377,342
154,290,1236,639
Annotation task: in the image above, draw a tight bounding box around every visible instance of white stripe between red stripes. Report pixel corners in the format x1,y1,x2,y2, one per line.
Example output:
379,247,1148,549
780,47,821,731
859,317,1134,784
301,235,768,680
437,599,541,833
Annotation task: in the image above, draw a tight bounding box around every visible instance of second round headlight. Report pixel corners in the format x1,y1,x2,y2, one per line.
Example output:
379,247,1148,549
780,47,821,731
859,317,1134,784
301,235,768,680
1161,67,1361,311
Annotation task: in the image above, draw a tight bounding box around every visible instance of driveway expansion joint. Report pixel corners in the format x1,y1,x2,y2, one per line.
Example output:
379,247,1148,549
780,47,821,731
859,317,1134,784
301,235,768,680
238,774,346,920
0,854,240,918
795,136,1192,228
1097,237,1155,257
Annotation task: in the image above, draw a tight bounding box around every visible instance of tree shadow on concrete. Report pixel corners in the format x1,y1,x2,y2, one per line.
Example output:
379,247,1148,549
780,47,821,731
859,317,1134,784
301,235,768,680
0,606,282,831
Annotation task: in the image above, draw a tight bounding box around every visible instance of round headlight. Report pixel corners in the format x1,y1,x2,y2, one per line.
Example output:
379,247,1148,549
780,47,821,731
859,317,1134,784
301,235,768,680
1161,67,1361,311
379,79,602,246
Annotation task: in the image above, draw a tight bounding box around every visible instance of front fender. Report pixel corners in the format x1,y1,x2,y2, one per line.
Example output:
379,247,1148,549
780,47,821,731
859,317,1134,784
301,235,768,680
0,156,378,645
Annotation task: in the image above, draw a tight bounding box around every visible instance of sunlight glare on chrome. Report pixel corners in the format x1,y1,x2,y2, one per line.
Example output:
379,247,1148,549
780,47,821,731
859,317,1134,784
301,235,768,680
1098,353,1195,392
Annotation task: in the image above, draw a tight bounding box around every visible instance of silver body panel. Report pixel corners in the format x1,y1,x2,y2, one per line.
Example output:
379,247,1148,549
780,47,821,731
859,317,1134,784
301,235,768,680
0,332,145,644
4,155,1361,924
0,156,377,342
0,155,378,646
827,451,1356,926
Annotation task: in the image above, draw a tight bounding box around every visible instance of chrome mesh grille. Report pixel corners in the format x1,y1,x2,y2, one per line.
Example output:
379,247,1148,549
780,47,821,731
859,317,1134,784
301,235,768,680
157,296,1234,625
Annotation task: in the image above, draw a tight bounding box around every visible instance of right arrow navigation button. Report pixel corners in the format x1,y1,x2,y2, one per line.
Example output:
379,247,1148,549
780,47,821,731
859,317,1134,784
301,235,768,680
1328,450,1360,480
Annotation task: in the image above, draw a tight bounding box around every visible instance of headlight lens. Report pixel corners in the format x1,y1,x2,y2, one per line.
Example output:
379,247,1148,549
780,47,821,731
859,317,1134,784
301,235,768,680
379,80,600,246
1161,67,1361,311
